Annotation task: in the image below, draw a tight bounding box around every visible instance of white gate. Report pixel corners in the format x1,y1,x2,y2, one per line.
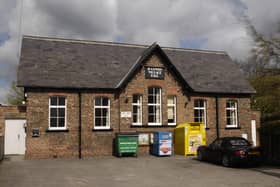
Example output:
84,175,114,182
4,119,26,155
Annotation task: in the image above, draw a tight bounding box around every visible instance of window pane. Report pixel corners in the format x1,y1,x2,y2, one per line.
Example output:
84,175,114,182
133,105,140,123
102,108,108,117
95,118,101,127
168,107,174,119
168,107,175,123
58,97,65,106
226,110,231,117
50,118,57,127
148,95,153,103
148,87,153,94
156,94,160,103
101,117,107,127
226,101,230,108
133,105,138,114
50,97,57,106
148,114,155,123
227,101,236,108
148,105,155,114
133,114,137,123
195,100,204,108
167,97,174,105
50,108,57,117
133,95,139,103
156,106,161,123
102,98,108,106
58,108,65,117
58,118,65,127
95,108,101,117
95,97,101,106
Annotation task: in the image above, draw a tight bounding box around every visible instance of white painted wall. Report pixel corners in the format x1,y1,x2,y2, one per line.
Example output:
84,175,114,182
4,119,26,155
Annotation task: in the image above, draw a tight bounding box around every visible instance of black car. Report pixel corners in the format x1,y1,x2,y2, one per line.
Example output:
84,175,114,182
197,137,262,167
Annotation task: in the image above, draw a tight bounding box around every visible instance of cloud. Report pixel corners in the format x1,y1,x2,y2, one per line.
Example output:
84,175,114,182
0,0,279,103
22,0,117,40
115,0,255,58
241,0,280,38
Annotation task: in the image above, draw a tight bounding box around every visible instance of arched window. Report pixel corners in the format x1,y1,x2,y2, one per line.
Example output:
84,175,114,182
148,87,162,125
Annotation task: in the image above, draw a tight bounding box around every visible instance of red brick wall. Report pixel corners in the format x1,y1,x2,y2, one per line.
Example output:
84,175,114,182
24,54,260,159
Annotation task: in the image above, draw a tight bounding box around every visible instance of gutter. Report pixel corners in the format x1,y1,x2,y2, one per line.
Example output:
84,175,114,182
215,96,220,139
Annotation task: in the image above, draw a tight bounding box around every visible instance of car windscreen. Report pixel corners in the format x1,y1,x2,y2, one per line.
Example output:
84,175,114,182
229,139,249,146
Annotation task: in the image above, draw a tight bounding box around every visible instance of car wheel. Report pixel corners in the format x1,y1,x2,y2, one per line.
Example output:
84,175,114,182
197,150,203,161
222,155,231,167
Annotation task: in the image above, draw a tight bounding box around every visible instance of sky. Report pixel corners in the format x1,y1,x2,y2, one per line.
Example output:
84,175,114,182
0,0,280,104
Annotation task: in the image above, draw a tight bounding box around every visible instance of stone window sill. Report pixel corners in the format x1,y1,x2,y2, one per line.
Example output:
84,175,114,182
130,124,176,128
46,129,69,132
225,127,241,130
92,128,113,132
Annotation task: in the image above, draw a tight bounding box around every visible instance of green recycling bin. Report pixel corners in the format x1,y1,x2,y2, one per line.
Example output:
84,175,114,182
115,132,138,157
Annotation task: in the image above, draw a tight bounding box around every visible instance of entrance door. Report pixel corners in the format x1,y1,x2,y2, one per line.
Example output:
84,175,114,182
4,119,26,155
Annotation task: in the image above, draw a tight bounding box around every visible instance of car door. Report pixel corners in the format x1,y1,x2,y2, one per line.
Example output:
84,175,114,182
206,139,223,163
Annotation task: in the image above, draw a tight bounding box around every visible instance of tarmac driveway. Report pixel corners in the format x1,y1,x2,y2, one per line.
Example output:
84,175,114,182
0,155,279,187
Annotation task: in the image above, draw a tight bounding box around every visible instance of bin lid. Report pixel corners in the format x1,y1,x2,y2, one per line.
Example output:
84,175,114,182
175,122,204,129
116,132,138,137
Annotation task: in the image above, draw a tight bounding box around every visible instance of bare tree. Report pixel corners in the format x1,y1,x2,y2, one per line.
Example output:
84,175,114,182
6,81,24,105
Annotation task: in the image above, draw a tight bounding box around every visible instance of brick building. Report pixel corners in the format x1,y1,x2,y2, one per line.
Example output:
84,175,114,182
18,36,260,159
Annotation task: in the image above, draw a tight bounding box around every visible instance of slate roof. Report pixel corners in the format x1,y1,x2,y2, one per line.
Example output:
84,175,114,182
18,36,256,94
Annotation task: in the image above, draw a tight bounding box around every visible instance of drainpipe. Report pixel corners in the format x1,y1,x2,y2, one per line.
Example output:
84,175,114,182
215,96,220,139
78,92,82,159
118,93,121,133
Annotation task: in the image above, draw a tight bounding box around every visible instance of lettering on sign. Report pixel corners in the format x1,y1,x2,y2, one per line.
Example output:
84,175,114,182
121,111,132,118
145,67,164,79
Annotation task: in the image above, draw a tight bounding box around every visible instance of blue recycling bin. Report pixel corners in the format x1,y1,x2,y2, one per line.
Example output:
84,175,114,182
152,131,173,156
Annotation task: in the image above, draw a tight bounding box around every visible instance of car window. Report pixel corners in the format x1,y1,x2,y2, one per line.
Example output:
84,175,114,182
211,139,222,149
229,139,249,146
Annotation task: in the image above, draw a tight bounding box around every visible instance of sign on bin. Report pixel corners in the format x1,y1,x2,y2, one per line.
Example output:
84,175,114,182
159,139,172,155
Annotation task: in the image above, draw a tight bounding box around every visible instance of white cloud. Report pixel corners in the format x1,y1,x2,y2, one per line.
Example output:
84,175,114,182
116,0,254,59
241,0,280,38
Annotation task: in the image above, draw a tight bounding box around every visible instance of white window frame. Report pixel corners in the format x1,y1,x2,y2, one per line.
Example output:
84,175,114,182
167,96,176,126
226,100,238,128
49,96,67,130
132,95,142,126
94,97,110,130
148,87,162,126
194,99,207,128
